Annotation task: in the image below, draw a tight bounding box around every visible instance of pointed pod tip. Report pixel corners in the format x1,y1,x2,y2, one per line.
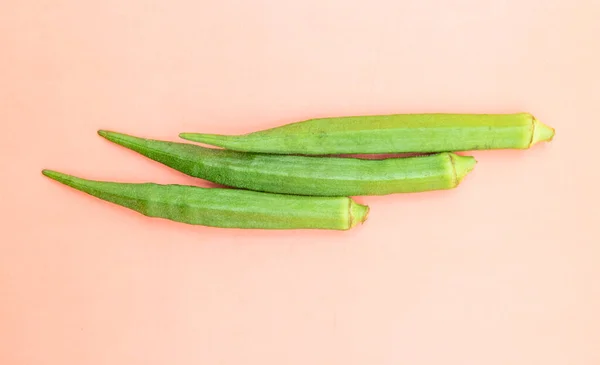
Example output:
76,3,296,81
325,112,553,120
178,133,227,147
97,129,119,143
41,169,53,177
97,129,126,141
179,133,197,141
97,130,144,148
42,169,69,183
42,169,60,178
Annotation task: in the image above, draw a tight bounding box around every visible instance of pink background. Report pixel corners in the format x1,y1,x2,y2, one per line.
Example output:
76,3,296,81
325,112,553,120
2,1,599,364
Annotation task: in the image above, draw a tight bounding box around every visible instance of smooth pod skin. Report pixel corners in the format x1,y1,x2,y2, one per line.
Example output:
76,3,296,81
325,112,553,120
179,112,555,155
98,130,477,197
41,170,369,230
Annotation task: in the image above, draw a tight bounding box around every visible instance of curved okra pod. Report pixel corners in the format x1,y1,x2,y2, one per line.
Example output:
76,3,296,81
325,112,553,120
98,130,476,197
179,112,555,155
42,170,369,230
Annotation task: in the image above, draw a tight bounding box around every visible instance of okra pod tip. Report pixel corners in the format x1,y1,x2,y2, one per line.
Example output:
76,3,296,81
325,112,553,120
97,130,111,139
42,169,64,182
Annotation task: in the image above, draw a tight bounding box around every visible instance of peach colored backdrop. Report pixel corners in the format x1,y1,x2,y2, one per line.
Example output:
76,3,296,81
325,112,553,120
2,1,599,364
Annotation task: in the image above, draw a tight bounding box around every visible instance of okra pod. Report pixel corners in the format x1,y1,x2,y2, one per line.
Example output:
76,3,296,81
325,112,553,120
42,170,369,230
179,112,555,155
98,130,476,196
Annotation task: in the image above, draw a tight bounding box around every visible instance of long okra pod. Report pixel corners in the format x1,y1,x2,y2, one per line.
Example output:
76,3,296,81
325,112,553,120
98,131,476,197
42,170,369,230
179,112,555,155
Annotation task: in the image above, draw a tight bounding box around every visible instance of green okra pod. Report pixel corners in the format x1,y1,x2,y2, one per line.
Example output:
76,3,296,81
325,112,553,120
179,112,555,155
42,170,369,230
98,130,476,197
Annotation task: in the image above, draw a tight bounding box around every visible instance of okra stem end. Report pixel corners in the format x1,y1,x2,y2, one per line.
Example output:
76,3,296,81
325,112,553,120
349,201,369,229
449,154,477,185
531,118,555,147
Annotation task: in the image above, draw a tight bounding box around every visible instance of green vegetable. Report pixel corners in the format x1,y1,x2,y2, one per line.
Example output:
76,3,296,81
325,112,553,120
179,112,555,155
98,130,476,196
41,170,369,230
